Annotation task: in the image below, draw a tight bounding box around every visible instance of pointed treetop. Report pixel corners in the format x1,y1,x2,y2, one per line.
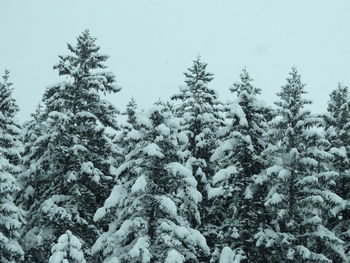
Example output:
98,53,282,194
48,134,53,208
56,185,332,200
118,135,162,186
0,70,19,118
30,102,45,122
54,29,109,76
53,29,119,95
327,83,349,115
68,29,100,59
2,69,11,84
184,56,214,87
126,97,137,125
275,66,311,112
230,68,261,96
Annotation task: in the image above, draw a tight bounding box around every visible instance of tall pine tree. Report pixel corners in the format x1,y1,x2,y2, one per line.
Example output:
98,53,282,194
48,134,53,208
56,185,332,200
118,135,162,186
0,70,25,262
324,83,350,260
209,69,271,262
257,67,346,262
171,57,223,252
18,30,120,262
92,104,209,262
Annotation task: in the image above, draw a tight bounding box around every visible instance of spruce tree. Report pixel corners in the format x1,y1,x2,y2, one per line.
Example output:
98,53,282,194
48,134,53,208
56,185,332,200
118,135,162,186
257,67,346,262
209,69,270,262
324,83,350,259
92,104,209,262
0,70,25,262
111,97,139,173
19,30,120,262
17,103,46,213
125,97,137,126
171,57,223,251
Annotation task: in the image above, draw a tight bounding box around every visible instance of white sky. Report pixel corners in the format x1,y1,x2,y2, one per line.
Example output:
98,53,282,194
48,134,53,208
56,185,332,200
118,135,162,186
1,0,350,121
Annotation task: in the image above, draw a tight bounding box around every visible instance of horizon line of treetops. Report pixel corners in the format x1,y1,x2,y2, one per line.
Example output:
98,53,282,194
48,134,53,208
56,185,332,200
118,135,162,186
1,29,350,263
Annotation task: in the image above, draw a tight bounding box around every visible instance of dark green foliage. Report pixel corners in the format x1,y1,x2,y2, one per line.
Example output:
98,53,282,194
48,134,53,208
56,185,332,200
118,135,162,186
18,30,120,262
0,71,25,262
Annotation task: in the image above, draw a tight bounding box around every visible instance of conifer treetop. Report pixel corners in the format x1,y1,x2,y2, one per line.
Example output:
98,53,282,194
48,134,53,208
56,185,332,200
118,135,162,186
230,68,261,96
54,29,120,95
0,70,19,119
275,66,311,114
184,56,214,87
126,97,137,125
327,83,350,121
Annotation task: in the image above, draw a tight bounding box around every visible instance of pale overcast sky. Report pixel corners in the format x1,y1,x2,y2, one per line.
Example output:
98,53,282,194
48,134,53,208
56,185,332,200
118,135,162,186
1,0,350,121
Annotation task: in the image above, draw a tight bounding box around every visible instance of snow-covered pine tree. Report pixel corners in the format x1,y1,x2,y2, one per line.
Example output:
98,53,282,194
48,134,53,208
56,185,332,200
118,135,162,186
125,97,137,126
171,57,223,250
18,30,120,262
92,103,209,262
0,70,23,166
209,69,270,262
49,230,86,263
113,97,139,167
0,70,25,262
324,83,350,260
17,103,46,213
256,67,346,262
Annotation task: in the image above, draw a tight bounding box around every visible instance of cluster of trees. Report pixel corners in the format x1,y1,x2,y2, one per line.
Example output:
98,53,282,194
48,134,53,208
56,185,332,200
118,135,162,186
1,30,350,263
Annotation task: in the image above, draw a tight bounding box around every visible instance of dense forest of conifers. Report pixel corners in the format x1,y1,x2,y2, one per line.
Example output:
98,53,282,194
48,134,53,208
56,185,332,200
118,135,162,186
1,30,350,263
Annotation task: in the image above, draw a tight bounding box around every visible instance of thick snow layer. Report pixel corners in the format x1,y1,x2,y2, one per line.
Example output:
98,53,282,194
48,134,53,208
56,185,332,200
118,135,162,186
220,247,244,263
211,139,234,162
131,175,147,193
165,162,192,179
165,249,184,263
156,123,171,136
158,195,177,216
177,131,189,144
187,187,202,203
244,186,253,199
49,230,85,263
128,236,150,262
277,169,290,180
301,157,318,167
136,114,152,128
254,228,278,247
159,221,209,254
265,192,285,206
126,129,144,141
94,185,127,221
143,143,164,158
213,166,238,185
297,175,318,185
228,103,248,127
41,195,72,221
80,161,95,175
330,146,347,158
296,245,311,259
322,191,345,209
208,186,224,199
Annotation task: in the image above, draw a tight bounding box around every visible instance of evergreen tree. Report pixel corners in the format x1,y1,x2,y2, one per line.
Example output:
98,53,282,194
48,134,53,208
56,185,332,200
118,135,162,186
17,103,46,212
111,97,139,174
171,57,223,247
257,67,346,262
125,97,137,126
0,70,22,165
49,230,86,263
324,83,350,259
209,69,270,262
92,104,209,262
0,70,25,262
18,30,120,262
